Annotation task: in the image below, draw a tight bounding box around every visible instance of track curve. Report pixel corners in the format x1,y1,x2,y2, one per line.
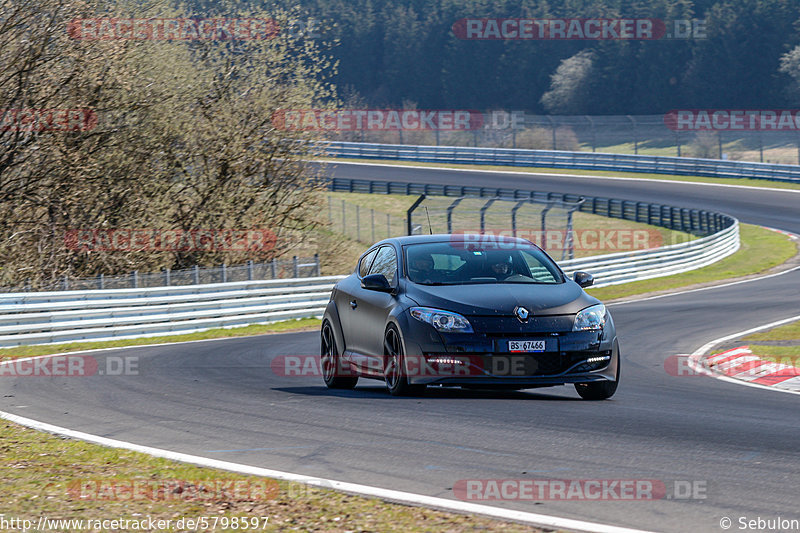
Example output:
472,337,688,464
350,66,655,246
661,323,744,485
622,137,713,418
2,162,799,533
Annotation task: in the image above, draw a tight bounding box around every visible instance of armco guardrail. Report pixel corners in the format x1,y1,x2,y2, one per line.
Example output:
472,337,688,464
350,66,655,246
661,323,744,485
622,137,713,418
328,177,734,236
559,220,740,287
0,276,346,348
320,141,800,183
0,223,739,347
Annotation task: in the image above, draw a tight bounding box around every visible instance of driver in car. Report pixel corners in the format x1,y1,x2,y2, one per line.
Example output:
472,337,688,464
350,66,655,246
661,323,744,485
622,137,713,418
489,255,514,280
409,253,437,283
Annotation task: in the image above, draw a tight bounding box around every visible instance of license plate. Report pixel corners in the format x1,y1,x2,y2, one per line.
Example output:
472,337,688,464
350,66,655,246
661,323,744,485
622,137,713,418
508,339,546,353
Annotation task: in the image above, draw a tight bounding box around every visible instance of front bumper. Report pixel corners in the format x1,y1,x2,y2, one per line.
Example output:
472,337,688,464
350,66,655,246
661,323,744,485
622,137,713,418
398,313,619,387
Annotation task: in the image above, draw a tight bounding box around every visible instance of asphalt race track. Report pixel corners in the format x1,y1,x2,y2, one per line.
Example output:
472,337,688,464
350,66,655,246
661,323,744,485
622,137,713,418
2,162,800,532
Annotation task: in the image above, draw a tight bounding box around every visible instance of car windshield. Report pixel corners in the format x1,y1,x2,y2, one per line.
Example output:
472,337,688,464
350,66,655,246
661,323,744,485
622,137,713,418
404,242,564,285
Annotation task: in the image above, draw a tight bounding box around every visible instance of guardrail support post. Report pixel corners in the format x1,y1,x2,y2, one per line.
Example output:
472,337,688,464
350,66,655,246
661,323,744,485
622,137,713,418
270,259,277,279
293,256,299,278
164,268,170,286
314,253,320,276
193,265,199,284
97,274,104,290
221,263,227,283
131,271,138,288
247,260,254,281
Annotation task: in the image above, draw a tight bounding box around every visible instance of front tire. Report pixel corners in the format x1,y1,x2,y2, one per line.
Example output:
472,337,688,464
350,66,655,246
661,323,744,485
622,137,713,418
383,324,425,396
321,321,357,389
575,343,620,400
574,379,618,400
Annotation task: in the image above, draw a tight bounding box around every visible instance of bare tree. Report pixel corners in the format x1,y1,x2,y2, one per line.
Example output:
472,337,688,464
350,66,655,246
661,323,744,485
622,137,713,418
0,0,337,288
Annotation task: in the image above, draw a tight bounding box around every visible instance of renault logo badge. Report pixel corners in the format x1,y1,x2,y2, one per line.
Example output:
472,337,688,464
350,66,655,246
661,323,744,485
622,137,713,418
515,306,530,322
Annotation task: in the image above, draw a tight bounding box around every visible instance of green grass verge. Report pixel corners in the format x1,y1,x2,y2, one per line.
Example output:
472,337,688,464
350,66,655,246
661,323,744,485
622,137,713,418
323,157,800,192
741,319,800,364
0,318,322,360
748,345,800,358
0,420,541,532
587,224,797,301
743,320,800,342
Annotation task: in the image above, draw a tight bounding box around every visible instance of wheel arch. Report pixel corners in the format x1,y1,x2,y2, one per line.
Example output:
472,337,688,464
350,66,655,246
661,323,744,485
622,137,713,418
323,300,347,354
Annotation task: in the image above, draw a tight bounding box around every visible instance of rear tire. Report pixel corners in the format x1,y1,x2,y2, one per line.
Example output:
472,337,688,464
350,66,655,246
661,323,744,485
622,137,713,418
383,325,426,396
321,321,357,389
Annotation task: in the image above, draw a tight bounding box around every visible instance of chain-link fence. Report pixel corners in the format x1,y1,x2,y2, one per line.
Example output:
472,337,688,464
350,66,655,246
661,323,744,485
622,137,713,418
324,114,800,165
3,256,321,292
326,190,582,260
407,195,583,261
327,196,407,244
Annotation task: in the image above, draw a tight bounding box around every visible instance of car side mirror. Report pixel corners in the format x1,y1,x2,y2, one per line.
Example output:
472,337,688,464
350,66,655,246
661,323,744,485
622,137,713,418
573,271,594,288
361,273,393,292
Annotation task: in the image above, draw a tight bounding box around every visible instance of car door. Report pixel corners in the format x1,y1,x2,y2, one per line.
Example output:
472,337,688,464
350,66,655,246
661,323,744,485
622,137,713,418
349,245,399,373
337,247,378,361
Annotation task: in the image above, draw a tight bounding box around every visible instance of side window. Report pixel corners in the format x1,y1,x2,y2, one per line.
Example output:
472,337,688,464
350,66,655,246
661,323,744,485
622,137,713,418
358,248,378,278
369,246,397,285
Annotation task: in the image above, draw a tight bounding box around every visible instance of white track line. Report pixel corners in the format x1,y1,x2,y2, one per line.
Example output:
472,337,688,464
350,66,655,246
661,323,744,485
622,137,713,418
689,314,800,396
610,226,799,306
608,265,800,307
321,159,800,194
0,410,653,533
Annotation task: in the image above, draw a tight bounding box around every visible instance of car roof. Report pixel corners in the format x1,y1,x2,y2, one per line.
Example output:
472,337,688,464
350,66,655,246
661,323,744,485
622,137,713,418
373,234,535,246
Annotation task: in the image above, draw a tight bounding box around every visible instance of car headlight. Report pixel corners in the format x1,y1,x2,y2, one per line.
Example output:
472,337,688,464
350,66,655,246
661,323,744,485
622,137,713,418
410,307,474,333
573,304,606,331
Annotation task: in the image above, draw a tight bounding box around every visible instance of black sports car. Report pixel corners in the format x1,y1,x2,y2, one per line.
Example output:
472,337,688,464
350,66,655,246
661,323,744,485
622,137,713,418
320,234,620,399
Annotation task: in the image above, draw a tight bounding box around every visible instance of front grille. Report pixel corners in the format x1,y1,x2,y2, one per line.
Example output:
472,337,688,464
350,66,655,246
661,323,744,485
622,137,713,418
423,350,611,378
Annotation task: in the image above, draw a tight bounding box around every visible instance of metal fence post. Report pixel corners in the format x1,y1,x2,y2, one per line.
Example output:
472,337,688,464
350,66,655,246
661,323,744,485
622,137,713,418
314,253,320,276
164,268,170,286
193,265,199,284
356,204,360,241
131,271,138,288
62,276,69,291
270,259,277,279
97,274,104,290
292,256,299,278
247,260,253,281
221,263,227,283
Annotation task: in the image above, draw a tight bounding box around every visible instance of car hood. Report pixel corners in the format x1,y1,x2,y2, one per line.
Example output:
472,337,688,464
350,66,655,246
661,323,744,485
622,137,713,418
404,281,598,316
